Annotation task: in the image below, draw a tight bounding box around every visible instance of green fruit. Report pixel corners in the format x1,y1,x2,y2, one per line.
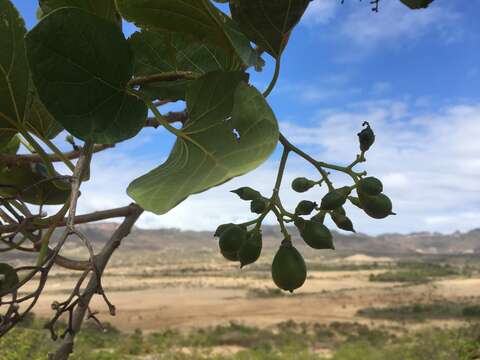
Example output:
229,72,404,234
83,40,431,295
214,223,236,237
358,177,383,196
359,193,394,219
295,219,334,250
0,263,19,295
320,186,351,210
291,177,315,193
357,122,375,152
250,198,268,214
348,196,363,209
399,0,434,9
231,187,262,201
295,200,317,215
331,213,355,233
310,212,326,224
271,240,307,293
239,230,262,268
219,225,247,254
221,249,239,262
0,163,70,205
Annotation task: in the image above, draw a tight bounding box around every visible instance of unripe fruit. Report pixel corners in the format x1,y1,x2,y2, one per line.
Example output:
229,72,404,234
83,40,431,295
239,230,262,268
214,223,236,237
320,186,351,210
357,122,375,152
295,200,317,215
221,249,239,262
219,225,247,254
358,177,383,196
0,263,19,295
291,177,316,193
331,212,355,233
271,240,306,293
359,193,394,219
250,198,268,214
399,0,433,9
295,219,334,249
231,187,262,201
348,196,363,209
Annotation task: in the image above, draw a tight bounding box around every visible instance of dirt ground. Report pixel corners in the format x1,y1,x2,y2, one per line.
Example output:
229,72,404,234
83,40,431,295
26,253,480,332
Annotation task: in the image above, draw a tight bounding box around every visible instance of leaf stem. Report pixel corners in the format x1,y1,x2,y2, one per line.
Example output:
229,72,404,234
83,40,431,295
263,59,281,98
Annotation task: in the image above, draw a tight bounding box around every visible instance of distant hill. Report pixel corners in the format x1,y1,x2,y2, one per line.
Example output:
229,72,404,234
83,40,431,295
6,224,479,264
71,223,480,256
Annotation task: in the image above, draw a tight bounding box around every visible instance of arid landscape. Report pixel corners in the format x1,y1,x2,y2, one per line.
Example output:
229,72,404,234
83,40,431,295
3,224,480,359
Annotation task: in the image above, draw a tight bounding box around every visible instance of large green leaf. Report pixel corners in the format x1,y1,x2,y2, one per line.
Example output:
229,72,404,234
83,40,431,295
130,30,241,101
0,0,29,130
230,0,311,58
0,162,70,205
115,0,261,68
39,0,122,26
26,7,147,144
128,71,279,214
25,95,63,139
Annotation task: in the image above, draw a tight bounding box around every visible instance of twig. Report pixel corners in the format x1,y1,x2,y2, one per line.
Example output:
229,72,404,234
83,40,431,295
50,203,143,360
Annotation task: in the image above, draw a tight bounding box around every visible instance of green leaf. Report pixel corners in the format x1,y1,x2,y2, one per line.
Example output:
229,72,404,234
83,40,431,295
0,162,70,205
129,30,241,101
39,0,122,27
230,0,311,58
0,263,19,296
128,71,279,214
26,7,147,144
0,134,19,154
25,95,63,139
0,0,30,129
115,0,261,68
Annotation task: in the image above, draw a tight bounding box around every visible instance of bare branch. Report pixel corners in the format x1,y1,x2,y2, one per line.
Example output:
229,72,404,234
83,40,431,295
0,205,137,234
0,144,112,165
50,203,143,360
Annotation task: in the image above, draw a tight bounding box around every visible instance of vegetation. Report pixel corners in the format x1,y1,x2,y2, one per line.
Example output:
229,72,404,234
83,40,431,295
369,262,459,283
1,317,479,360
358,302,480,321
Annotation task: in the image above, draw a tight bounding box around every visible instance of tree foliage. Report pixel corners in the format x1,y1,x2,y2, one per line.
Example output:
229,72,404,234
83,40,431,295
0,0,433,358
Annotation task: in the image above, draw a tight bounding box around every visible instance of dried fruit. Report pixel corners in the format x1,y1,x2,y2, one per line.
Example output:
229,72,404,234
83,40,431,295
357,121,375,152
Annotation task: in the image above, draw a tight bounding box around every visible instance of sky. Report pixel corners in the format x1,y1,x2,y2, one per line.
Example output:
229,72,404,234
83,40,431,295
11,0,480,235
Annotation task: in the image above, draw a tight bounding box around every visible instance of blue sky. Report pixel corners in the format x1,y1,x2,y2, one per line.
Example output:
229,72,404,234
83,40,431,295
12,1,480,235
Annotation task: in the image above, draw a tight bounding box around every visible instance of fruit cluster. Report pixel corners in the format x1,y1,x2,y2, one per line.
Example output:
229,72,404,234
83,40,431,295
214,123,395,293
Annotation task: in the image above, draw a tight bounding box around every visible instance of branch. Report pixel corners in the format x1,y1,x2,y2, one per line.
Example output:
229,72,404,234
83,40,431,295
50,203,144,360
145,110,188,127
128,71,198,87
0,205,137,234
0,144,112,165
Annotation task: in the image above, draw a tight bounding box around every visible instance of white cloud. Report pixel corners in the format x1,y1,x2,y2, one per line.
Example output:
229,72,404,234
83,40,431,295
302,0,339,26
339,1,461,48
